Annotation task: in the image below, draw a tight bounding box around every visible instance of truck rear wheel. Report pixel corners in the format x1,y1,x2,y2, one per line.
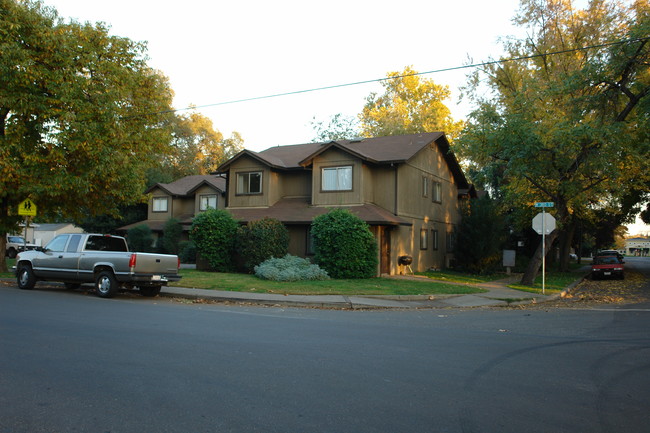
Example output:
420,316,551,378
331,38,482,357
95,271,119,298
140,286,162,297
17,264,36,290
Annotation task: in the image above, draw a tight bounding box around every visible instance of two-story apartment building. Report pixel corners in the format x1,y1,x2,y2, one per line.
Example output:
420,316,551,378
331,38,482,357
625,237,649,256
216,132,474,275
119,175,226,243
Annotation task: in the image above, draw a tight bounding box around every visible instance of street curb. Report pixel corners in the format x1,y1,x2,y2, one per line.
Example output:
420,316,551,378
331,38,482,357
559,272,590,299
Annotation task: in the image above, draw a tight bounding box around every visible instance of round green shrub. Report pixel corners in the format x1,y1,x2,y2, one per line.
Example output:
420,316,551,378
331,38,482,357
190,209,238,272
160,218,183,255
311,208,378,279
127,224,154,252
178,241,196,264
254,254,329,281
236,217,289,272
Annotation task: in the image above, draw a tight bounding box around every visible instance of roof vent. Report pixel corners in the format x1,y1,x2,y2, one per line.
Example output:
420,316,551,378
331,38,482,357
349,137,364,143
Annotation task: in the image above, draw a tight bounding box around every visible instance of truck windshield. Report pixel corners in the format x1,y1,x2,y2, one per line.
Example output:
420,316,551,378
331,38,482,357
85,236,128,252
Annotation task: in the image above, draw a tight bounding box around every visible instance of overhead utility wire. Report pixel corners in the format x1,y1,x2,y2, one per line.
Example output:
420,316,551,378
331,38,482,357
134,36,650,118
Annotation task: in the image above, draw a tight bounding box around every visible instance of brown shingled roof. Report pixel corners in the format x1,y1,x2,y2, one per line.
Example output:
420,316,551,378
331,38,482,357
215,132,469,189
146,175,226,196
227,198,412,226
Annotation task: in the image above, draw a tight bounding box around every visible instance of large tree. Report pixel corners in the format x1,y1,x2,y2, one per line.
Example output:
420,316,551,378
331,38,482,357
310,113,361,142
164,112,243,178
360,66,464,139
458,0,650,284
0,0,175,270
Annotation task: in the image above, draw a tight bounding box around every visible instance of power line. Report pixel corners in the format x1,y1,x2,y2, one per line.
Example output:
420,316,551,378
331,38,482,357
132,36,650,118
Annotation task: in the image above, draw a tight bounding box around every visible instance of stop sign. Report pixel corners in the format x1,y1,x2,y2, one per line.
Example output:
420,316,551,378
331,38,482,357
532,212,556,235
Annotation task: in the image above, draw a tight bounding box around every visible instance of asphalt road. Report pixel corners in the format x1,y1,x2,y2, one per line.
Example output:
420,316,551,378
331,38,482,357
1,266,649,433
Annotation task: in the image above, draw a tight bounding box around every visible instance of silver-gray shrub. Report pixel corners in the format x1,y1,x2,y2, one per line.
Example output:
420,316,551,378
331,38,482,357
254,254,330,281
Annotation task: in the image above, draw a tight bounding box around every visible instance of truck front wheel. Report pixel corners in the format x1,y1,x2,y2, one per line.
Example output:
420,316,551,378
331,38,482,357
95,271,119,298
17,265,36,290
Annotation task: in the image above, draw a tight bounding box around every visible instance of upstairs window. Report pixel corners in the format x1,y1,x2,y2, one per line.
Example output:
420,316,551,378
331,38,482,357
322,166,352,191
422,176,429,197
237,171,262,195
200,194,218,211
153,197,168,212
432,181,442,203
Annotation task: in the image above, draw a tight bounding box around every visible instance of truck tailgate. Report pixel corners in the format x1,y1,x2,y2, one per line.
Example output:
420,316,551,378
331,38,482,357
133,253,179,275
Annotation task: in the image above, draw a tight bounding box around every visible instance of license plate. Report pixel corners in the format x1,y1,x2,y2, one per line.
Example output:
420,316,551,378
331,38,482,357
152,275,161,281
604,272,611,276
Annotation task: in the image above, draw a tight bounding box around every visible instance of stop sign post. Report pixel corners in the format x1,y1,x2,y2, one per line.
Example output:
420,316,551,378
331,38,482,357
533,203,555,294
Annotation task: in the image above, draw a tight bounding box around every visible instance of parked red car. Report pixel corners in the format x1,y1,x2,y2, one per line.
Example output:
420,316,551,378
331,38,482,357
591,255,625,280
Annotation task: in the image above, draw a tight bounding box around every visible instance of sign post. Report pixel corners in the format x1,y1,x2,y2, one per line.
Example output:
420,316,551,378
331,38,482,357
18,199,37,253
533,202,555,294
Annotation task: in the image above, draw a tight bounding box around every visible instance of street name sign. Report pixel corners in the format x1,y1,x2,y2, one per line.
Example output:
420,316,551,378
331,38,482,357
534,202,555,208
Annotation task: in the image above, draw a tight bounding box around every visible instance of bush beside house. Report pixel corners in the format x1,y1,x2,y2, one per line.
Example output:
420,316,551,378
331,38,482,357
236,217,289,272
312,208,378,279
127,225,155,252
254,254,329,281
190,209,239,272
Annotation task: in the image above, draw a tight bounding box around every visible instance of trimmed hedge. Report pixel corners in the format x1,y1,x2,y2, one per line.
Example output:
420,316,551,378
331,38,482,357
127,224,154,252
190,209,238,272
311,208,378,279
160,218,182,255
236,217,289,272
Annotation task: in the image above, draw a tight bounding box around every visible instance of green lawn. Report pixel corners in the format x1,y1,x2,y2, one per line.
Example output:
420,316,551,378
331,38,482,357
507,271,584,294
416,270,505,284
0,258,15,278
176,269,486,296
2,258,584,297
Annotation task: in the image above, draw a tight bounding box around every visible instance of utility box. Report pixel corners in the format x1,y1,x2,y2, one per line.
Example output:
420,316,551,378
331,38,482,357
503,249,516,274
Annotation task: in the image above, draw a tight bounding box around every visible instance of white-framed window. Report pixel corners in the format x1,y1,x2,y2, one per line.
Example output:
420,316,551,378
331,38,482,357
322,166,352,191
153,197,168,212
432,181,442,203
422,176,429,197
432,229,439,251
199,194,218,211
236,171,262,195
420,229,428,250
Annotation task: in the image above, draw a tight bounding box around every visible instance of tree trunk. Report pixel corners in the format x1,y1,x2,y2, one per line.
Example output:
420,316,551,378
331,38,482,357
0,234,6,273
558,220,576,272
520,230,560,286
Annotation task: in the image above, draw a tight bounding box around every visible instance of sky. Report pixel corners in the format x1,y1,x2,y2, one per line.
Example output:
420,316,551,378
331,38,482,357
43,0,524,150
41,0,650,236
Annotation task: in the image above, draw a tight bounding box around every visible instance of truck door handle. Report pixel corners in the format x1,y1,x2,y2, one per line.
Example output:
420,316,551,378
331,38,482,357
58,255,63,259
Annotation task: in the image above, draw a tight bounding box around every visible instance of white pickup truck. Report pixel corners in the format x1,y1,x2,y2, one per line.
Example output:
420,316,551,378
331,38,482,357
14,233,181,298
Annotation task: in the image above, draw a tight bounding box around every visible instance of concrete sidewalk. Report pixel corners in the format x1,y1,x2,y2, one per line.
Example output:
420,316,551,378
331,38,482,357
160,273,581,309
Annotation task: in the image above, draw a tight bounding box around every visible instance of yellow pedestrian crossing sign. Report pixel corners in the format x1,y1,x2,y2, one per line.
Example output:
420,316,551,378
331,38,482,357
18,198,37,216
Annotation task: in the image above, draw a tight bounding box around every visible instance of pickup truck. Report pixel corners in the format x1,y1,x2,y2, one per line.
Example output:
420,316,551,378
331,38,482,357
591,255,625,280
6,235,37,258
14,233,181,298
